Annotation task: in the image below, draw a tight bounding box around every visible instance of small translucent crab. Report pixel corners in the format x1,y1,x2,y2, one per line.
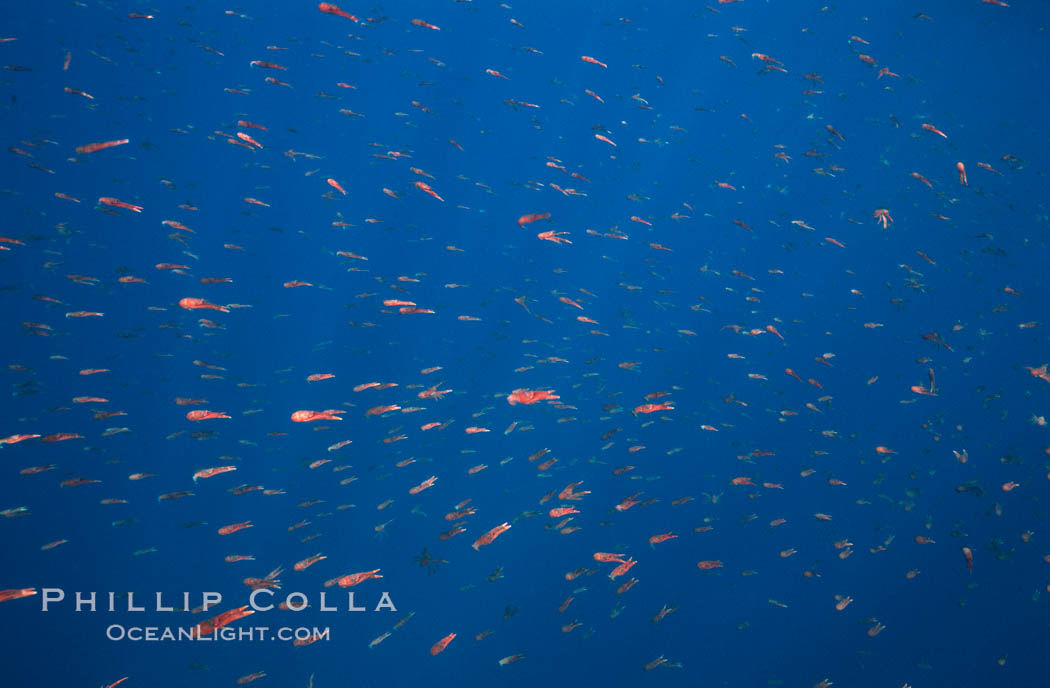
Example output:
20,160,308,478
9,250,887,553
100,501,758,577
413,547,448,575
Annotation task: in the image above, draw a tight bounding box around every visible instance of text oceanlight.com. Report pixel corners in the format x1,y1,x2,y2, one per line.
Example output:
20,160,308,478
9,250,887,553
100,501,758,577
105,625,330,643
38,589,397,643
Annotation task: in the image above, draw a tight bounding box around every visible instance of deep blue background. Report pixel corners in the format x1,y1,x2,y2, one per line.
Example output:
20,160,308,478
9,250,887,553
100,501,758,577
1,1,1048,686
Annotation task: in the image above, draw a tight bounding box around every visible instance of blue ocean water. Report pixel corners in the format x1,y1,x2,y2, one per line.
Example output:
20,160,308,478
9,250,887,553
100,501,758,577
2,1,1048,686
